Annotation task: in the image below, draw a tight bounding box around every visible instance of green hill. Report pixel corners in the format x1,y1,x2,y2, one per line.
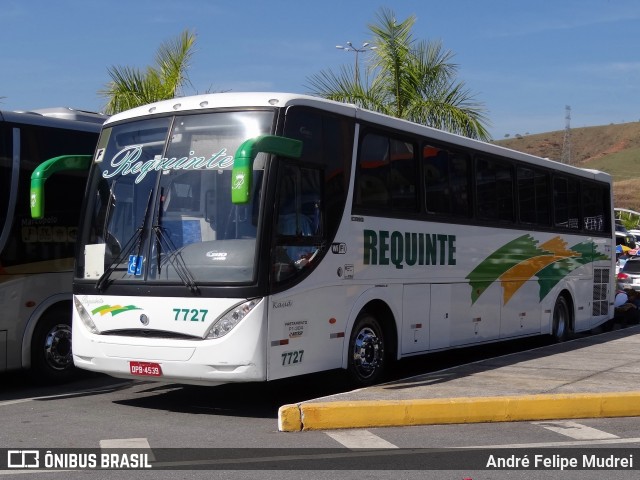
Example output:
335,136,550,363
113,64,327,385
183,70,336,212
494,122,640,211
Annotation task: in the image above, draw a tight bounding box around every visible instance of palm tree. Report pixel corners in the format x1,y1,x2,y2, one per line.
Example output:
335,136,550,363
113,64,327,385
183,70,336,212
100,30,196,115
307,8,491,141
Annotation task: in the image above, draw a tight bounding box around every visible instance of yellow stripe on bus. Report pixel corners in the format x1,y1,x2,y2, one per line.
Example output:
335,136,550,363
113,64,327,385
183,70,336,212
499,237,581,304
96,305,125,316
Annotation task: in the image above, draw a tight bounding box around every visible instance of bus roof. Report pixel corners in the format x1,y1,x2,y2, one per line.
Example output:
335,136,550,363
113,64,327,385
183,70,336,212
104,92,358,124
0,107,107,131
104,92,611,184
27,107,107,124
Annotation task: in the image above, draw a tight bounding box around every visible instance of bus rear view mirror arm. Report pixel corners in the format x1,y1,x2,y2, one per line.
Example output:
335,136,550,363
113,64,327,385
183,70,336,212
231,135,302,204
30,155,92,219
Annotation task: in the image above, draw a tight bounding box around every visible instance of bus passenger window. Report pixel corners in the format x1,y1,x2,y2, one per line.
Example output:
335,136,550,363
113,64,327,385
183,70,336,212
553,177,580,229
388,139,417,211
424,146,449,214
517,166,550,226
356,133,389,209
582,182,608,232
355,133,417,212
476,156,514,222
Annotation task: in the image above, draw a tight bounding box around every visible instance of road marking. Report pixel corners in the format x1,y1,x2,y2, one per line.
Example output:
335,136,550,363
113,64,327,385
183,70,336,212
0,399,32,407
0,382,133,408
100,438,155,461
99,438,152,449
325,429,398,449
532,420,619,440
461,437,640,449
0,471,61,476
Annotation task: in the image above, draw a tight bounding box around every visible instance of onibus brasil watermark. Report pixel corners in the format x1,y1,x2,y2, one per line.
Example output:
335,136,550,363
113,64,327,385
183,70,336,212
6,449,151,470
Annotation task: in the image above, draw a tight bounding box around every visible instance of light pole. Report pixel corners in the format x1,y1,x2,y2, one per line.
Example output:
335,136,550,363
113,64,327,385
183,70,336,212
335,41,376,85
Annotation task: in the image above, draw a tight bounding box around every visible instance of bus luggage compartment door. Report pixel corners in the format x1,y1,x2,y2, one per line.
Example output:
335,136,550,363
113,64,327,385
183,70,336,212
401,284,451,354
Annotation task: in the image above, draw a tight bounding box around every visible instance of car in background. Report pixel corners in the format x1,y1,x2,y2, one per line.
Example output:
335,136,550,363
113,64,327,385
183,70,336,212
617,257,640,291
615,223,636,249
628,229,640,244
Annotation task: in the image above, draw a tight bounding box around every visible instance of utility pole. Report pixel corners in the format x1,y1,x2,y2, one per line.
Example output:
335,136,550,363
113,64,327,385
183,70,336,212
561,105,572,164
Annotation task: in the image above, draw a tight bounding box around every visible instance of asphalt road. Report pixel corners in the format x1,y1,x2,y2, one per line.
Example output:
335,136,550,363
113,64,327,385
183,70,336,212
1,333,639,479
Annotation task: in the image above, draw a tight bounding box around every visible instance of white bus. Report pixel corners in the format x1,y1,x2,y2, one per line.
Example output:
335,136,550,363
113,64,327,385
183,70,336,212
31,93,614,387
1,107,105,382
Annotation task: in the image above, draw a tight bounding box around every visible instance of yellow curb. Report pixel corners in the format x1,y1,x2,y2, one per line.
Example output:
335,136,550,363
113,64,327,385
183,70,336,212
278,392,640,431
278,404,302,432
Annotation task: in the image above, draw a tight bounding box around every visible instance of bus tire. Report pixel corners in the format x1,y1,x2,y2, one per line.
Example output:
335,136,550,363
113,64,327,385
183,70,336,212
551,295,571,342
347,312,387,387
30,305,76,383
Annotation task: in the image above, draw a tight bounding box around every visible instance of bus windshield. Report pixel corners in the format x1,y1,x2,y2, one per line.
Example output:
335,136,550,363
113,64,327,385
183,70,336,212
77,110,274,286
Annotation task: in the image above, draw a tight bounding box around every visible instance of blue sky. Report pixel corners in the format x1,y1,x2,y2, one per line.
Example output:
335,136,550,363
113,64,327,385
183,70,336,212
1,0,638,139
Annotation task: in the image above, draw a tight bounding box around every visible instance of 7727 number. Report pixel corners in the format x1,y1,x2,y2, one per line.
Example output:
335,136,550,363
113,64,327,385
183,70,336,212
281,350,304,366
173,308,208,322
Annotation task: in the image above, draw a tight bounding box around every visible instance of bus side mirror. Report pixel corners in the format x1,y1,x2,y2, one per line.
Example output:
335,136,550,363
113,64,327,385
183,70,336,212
231,135,302,204
30,155,92,219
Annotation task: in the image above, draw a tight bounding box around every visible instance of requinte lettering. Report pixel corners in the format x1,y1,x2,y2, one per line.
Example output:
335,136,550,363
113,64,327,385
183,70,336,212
363,229,456,268
102,145,234,184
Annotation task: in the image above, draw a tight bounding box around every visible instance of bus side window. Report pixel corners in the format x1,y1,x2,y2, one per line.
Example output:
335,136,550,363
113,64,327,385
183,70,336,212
355,133,390,209
276,165,322,237
355,132,417,212
582,182,608,232
273,163,323,283
388,139,417,211
277,194,315,236
282,106,354,241
553,176,580,229
424,146,449,214
423,145,471,217
476,156,514,222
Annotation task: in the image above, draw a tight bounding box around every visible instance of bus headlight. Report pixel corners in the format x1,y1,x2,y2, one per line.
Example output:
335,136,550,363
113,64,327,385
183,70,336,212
73,296,100,334
204,299,260,339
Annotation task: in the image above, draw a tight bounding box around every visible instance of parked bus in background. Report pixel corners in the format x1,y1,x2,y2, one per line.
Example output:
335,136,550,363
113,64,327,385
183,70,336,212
31,93,614,387
1,107,105,381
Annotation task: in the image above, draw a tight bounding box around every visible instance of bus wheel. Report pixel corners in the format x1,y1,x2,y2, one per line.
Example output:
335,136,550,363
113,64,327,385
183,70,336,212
30,307,75,383
347,313,386,387
552,295,570,342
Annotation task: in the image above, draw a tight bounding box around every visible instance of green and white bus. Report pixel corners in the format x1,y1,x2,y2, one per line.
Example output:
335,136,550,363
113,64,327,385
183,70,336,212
31,93,614,387
2,107,105,381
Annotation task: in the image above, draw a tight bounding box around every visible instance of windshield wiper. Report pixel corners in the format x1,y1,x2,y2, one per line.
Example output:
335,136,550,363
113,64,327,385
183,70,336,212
95,191,153,291
151,187,199,294
153,225,199,294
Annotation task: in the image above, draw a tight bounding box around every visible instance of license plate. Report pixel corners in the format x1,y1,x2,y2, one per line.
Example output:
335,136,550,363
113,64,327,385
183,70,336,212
129,361,162,377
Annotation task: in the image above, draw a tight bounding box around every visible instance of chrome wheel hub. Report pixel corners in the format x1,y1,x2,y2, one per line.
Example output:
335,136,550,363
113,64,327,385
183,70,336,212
352,327,383,379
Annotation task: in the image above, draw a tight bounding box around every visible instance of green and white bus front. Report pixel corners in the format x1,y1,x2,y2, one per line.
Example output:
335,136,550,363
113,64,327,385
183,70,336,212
70,109,312,385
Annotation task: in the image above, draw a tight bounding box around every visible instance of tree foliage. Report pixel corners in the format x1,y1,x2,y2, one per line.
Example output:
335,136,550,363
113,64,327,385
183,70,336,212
100,30,196,115
307,8,491,140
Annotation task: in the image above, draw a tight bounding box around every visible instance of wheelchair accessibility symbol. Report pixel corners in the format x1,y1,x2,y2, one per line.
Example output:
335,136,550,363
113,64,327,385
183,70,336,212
128,255,143,276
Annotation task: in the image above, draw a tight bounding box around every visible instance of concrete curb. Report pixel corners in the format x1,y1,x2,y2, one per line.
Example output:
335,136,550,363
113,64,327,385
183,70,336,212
278,391,640,431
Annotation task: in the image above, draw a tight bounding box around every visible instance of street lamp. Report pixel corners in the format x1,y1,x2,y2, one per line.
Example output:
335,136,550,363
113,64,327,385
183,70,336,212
335,41,376,85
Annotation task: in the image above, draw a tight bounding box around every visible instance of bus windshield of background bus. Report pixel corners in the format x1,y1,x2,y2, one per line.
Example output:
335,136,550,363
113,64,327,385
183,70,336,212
77,110,274,285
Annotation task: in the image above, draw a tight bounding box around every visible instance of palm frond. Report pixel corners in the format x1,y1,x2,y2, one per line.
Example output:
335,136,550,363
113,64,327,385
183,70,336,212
307,7,492,140
100,29,197,114
155,29,196,97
